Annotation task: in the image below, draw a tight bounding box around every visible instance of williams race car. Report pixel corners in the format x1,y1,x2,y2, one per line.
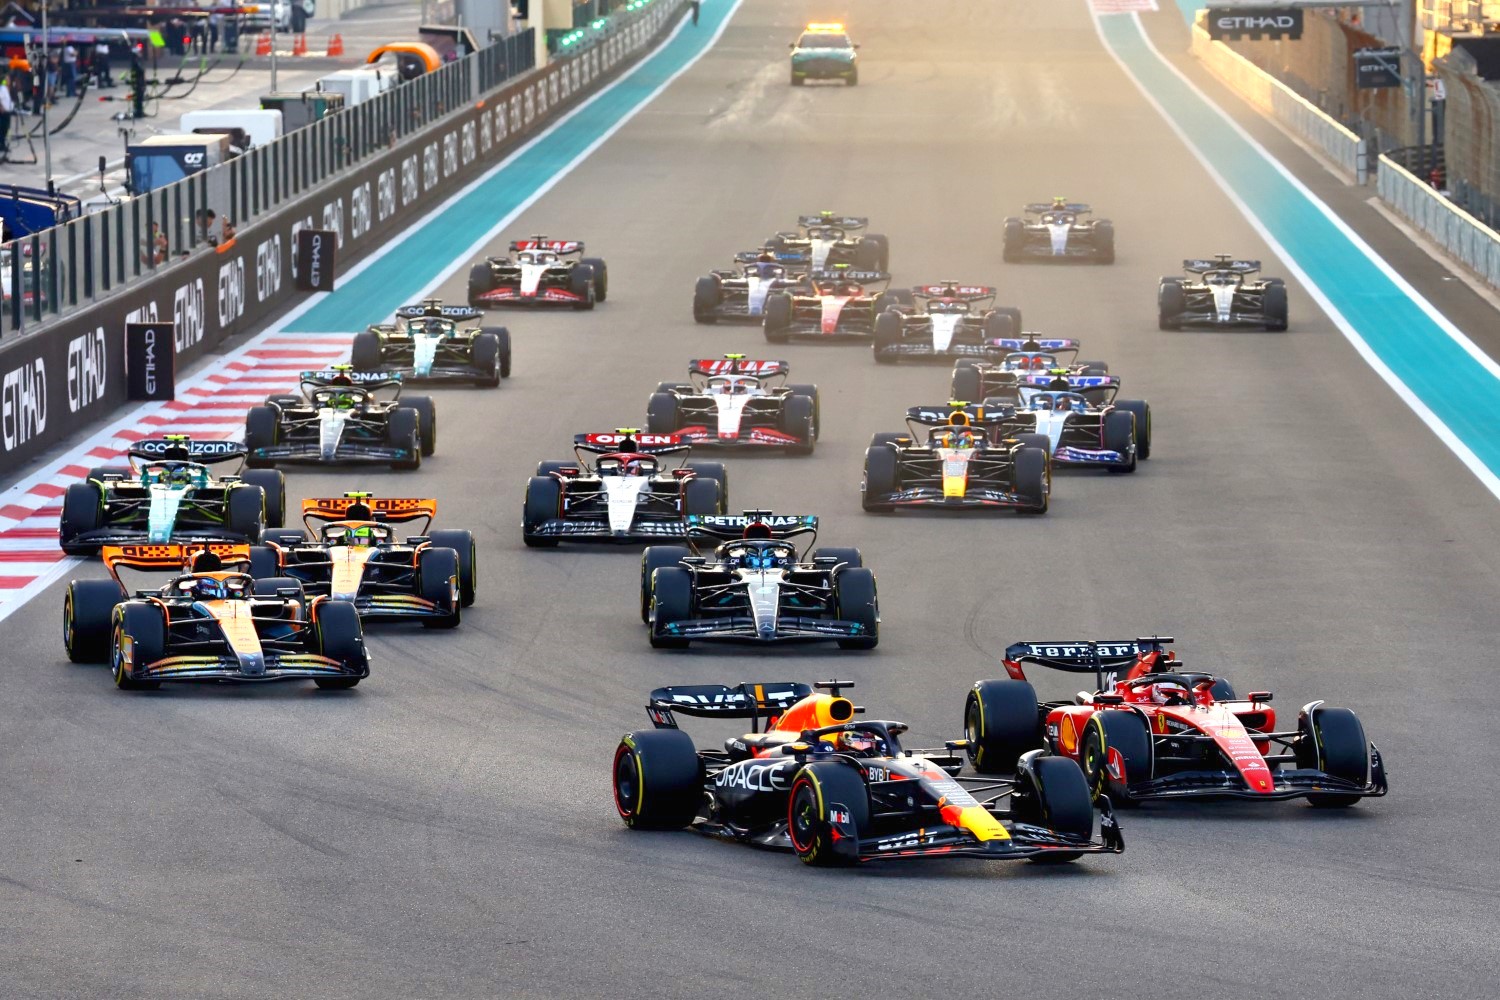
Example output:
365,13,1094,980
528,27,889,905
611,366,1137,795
614,679,1123,865
872,283,1023,364
523,431,727,547
351,300,512,387
762,270,903,343
985,377,1151,473
862,403,1050,514
58,436,284,556
647,356,819,453
789,23,859,86
61,542,369,690
243,366,434,470
765,213,888,272
641,512,877,649
253,494,473,628
1158,256,1287,331
693,255,802,323
949,338,1107,404
1003,199,1115,264
965,637,1388,808
467,237,609,310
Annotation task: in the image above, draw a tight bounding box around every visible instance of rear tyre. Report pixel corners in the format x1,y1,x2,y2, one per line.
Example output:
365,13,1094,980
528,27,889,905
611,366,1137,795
982,311,1015,341
387,408,422,471
646,392,679,434
1263,282,1289,332
951,365,983,404
313,599,367,686
640,546,691,624
429,529,478,607
569,265,597,311
649,567,693,649
763,293,793,344
864,233,889,271
112,603,165,690
1297,707,1371,808
964,679,1042,774
472,331,504,386
403,395,438,457
59,482,104,555
522,476,562,548
833,567,878,649
418,546,462,629
684,462,728,501
1158,280,1185,331
1103,410,1137,474
1014,446,1049,513
85,466,130,482
781,394,815,455
248,545,282,579
854,236,881,270
581,257,608,301
226,485,266,542
467,263,495,307
253,577,306,610
787,383,820,439
64,579,122,663
682,477,721,517
809,547,862,570
350,330,383,371
862,445,898,513
614,729,702,829
535,460,574,478
244,405,280,468
1002,218,1024,262
1114,400,1151,460
872,310,901,365
1092,221,1115,264
1080,710,1152,806
1013,753,1094,862
692,275,722,324
240,469,286,527
788,763,868,866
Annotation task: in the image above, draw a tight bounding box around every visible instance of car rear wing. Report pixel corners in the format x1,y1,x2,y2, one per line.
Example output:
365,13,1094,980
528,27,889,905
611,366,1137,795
797,214,867,230
991,337,1082,352
508,237,584,255
1184,257,1260,274
685,512,818,543
302,494,438,527
127,437,247,465
101,542,253,585
574,431,688,456
1001,638,1176,689
646,682,814,729
393,300,484,321
1019,373,1120,392
904,403,1016,427
301,368,403,388
689,357,789,377
1024,202,1090,215
912,284,996,301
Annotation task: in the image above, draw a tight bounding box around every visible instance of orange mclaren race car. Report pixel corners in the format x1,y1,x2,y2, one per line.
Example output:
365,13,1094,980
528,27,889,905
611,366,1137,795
613,680,1123,867
62,543,369,690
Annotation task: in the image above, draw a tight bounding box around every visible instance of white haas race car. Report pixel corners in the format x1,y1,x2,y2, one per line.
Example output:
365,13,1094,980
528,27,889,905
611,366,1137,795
647,357,820,453
693,255,802,323
467,237,609,310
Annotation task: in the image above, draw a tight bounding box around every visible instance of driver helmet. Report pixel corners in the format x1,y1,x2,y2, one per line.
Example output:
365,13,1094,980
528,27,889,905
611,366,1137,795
621,458,650,477
344,525,383,548
327,391,358,410
186,576,227,601
1055,396,1074,411
1051,195,1068,210
168,466,198,486
833,731,886,757
951,428,977,449
1150,682,1191,706
757,247,777,262
424,319,447,336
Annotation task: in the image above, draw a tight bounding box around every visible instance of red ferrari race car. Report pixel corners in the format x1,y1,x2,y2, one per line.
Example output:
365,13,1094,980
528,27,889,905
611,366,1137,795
467,237,609,309
761,269,906,344
964,637,1388,808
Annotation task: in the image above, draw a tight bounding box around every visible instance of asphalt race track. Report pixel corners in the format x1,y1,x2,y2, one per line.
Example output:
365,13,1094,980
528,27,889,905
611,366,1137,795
3,1,1497,996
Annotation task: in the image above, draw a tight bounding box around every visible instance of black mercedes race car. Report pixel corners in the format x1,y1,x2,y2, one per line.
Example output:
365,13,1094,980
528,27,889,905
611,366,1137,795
243,367,434,470
647,356,818,453
351,300,512,387
1003,200,1115,264
765,213,888,272
613,680,1123,866
693,256,802,324
762,270,901,343
468,237,608,310
1158,256,1287,330
872,283,1023,364
641,512,877,649
949,338,1107,404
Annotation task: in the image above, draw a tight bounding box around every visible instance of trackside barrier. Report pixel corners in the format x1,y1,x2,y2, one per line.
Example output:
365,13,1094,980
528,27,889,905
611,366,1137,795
1377,153,1500,291
1189,19,1368,184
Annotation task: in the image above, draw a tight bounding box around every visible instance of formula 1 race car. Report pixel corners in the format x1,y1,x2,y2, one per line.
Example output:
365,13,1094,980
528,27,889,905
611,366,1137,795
467,237,609,310
351,300,512,387
949,338,1108,404
789,23,859,86
871,283,1023,364
647,356,819,454
965,637,1388,808
862,403,1050,514
61,542,369,690
693,256,802,324
253,494,473,628
640,512,877,649
762,270,902,343
1002,199,1115,264
523,431,727,547
987,377,1151,473
1158,256,1287,330
58,436,284,556
767,212,888,271
243,366,434,470
613,680,1123,865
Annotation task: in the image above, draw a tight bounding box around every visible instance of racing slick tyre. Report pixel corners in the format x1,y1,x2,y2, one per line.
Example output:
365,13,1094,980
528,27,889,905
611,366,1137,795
982,311,1015,341
614,729,702,829
350,331,383,371
862,445,898,513
787,384,821,439
682,477,722,517
640,546,691,624
240,469,287,528
570,265,597,311
313,600,367,688
1012,752,1094,862
996,306,1023,335
226,485,267,542
865,233,889,271
1014,446,1050,514
1296,706,1371,808
872,311,902,365
467,263,495,307
647,392,680,435
1091,221,1115,264
387,408,422,471
59,482,104,555
656,382,692,394
1078,361,1110,375
1015,433,1051,454
888,286,915,307
951,365,983,405
248,545,282,579
1103,411,1138,474
253,577,306,610
418,546,462,629
1157,279,1185,330
692,275,722,324
535,460,574,478
763,293,793,343
781,395,816,455
85,466,130,482
1262,281,1289,332
64,579,124,663
472,331,506,386
869,432,907,449
1113,400,1151,460
685,461,728,500
854,237,882,270
649,567,693,649
964,679,1043,774
1081,710,1152,806
243,405,280,468
1002,218,1024,262
810,547,863,570
581,257,609,301
833,567,878,650
429,529,478,607
402,396,438,457
788,762,869,866
112,603,164,690
522,476,562,548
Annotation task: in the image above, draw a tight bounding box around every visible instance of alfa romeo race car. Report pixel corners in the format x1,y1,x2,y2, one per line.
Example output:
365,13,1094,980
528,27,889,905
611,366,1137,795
647,356,819,453
523,431,727,547
243,366,434,470
1003,199,1115,264
789,23,859,86
987,378,1151,473
1158,256,1288,330
253,494,473,628
614,679,1123,865
765,213,888,272
871,283,1023,364
58,436,284,556
61,542,369,690
467,237,609,310
762,270,901,343
948,338,1107,404
692,256,802,323
965,637,1388,807
641,512,877,649
861,403,1050,514
351,300,512,387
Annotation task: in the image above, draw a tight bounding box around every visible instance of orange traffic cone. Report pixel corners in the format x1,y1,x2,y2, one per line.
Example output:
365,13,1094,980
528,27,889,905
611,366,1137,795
292,33,307,56
255,33,271,56
326,33,344,57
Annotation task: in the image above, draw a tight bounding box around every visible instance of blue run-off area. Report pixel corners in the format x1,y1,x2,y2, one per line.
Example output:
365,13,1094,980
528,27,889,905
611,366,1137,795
286,0,734,333
1102,13,1500,477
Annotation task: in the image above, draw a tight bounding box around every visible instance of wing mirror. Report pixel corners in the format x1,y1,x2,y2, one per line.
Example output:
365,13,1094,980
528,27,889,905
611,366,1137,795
1247,691,1272,703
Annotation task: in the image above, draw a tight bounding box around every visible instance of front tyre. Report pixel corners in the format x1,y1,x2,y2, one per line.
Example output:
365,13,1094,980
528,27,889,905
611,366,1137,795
1080,710,1152,806
833,567,878,650
788,763,868,866
1012,752,1094,863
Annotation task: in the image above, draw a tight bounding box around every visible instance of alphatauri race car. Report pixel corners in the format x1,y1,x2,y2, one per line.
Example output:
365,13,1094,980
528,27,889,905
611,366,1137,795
693,256,802,323
762,270,902,343
647,357,819,453
1158,256,1287,330
641,512,877,649
965,637,1388,808
58,436,284,556
1003,199,1115,264
243,367,435,470
949,338,1108,404
61,542,369,690
613,680,1123,865
523,431,727,547
789,23,859,86
352,300,512,387
872,283,1023,364
765,213,888,272
862,403,1050,514
988,377,1151,473
253,494,473,628
468,237,609,310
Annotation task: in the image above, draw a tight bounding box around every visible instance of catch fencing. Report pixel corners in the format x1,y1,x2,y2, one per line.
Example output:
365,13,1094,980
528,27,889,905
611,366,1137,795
1378,153,1500,290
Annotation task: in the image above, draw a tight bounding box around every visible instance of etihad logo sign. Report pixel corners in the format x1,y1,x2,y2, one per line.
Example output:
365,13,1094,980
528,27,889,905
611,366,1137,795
1206,7,1303,40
